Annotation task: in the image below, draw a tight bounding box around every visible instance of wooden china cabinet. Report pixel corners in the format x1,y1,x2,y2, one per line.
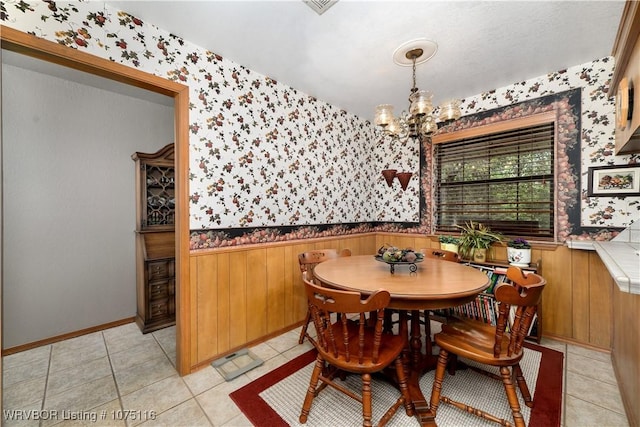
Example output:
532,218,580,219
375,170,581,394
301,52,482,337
132,143,176,333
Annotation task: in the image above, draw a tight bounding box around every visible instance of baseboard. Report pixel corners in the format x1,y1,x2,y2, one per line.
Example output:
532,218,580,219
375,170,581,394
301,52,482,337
1,317,136,356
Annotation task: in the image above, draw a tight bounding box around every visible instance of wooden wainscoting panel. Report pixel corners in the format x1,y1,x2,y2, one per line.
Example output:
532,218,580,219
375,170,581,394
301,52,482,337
186,234,618,371
539,245,573,338
266,246,286,334
414,236,436,252
571,249,591,342
291,241,316,324
375,233,415,252
246,248,268,341
283,245,295,327
216,252,231,354
189,257,199,368
228,251,248,349
588,253,612,348
612,285,640,427
195,254,218,362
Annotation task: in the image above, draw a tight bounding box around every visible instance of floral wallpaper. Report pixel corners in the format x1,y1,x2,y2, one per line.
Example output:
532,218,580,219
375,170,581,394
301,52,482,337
3,1,638,249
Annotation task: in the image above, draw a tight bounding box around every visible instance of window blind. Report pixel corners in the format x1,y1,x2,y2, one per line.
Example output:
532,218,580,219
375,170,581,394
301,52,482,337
435,122,555,239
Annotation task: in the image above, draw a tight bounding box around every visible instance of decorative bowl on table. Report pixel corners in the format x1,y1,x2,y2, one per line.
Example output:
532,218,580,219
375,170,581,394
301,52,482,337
374,246,424,274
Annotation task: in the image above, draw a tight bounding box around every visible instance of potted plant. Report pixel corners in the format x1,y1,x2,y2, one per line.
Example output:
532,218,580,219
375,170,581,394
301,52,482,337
507,238,532,266
456,221,503,262
438,235,460,253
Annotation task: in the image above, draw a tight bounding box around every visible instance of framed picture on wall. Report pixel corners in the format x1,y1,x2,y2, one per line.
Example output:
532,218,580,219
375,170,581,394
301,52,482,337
587,164,640,197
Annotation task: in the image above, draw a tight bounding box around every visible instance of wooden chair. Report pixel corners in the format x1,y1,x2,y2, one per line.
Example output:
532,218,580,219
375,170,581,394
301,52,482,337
428,266,546,427
421,248,460,262
299,272,414,427
297,248,351,344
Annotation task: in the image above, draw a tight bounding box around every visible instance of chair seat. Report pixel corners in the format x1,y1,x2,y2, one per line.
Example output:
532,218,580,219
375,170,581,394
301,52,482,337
435,316,524,367
317,322,405,373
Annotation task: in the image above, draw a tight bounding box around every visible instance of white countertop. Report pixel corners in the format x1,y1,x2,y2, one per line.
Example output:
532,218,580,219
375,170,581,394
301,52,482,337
567,222,639,294
592,241,640,294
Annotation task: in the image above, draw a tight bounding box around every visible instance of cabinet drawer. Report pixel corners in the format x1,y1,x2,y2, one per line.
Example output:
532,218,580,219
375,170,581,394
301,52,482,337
147,260,174,281
149,280,169,300
149,299,170,320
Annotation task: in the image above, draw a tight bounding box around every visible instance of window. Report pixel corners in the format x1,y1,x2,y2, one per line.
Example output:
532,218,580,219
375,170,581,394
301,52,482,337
434,120,555,239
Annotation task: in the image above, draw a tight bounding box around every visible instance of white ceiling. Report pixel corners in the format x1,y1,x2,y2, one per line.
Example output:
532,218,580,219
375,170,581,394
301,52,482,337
103,1,624,122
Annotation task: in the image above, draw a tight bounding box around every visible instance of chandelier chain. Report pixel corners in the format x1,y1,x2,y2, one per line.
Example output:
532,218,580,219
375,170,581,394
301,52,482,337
411,56,418,94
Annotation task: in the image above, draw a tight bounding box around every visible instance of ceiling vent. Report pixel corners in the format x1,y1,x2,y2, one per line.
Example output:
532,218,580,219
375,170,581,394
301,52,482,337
303,0,338,15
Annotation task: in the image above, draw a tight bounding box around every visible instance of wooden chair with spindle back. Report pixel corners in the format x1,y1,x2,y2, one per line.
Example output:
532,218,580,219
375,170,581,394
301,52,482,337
297,248,351,344
428,266,546,427
299,272,414,427
421,248,460,263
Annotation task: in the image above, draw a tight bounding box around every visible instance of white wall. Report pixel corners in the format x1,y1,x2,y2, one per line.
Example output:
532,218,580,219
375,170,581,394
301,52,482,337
2,59,174,348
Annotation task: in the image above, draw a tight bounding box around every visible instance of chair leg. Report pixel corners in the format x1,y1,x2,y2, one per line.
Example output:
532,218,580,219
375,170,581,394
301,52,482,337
395,357,415,418
298,309,311,344
500,366,526,427
429,349,449,416
299,356,324,424
514,363,533,408
362,373,373,427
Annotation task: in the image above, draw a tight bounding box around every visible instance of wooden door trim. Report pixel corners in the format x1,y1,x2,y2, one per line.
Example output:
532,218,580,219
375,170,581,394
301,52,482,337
1,25,192,375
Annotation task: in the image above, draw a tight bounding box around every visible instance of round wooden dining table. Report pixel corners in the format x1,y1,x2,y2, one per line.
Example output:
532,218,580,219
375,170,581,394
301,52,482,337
313,254,490,427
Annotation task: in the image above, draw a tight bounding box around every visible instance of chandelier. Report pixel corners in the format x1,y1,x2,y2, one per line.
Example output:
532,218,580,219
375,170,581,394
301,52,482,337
374,39,461,141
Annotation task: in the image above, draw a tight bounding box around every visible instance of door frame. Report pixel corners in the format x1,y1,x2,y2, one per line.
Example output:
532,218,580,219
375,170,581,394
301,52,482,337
1,26,192,375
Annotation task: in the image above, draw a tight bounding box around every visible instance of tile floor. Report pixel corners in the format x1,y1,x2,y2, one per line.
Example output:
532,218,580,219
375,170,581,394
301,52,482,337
2,322,630,427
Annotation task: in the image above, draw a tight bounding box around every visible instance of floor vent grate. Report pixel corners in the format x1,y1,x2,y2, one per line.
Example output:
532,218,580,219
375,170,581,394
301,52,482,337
303,0,338,15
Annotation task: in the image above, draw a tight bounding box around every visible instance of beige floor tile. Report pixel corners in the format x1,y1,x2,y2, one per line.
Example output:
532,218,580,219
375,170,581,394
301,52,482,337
248,341,280,362
182,366,225,396
151,326,176,353
244,354,288,381
565,371,626,415
154,327,177,367
567,352,617,386
109,339,167,373
565,395,629,427
49,340,107,373
264,329,300,354
566,343,611,363
120,375,192,426
1,400,43,427
137,397,211,427
51,332,104,354
113,354,177,396
196,376,251,426
42,376,118,427
2,375,47,409
3,357,50,388
104,324,157,355
102,322,141,341
2,345,51,371
281,341,314,360
222,412,253,426
46,356,112,396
